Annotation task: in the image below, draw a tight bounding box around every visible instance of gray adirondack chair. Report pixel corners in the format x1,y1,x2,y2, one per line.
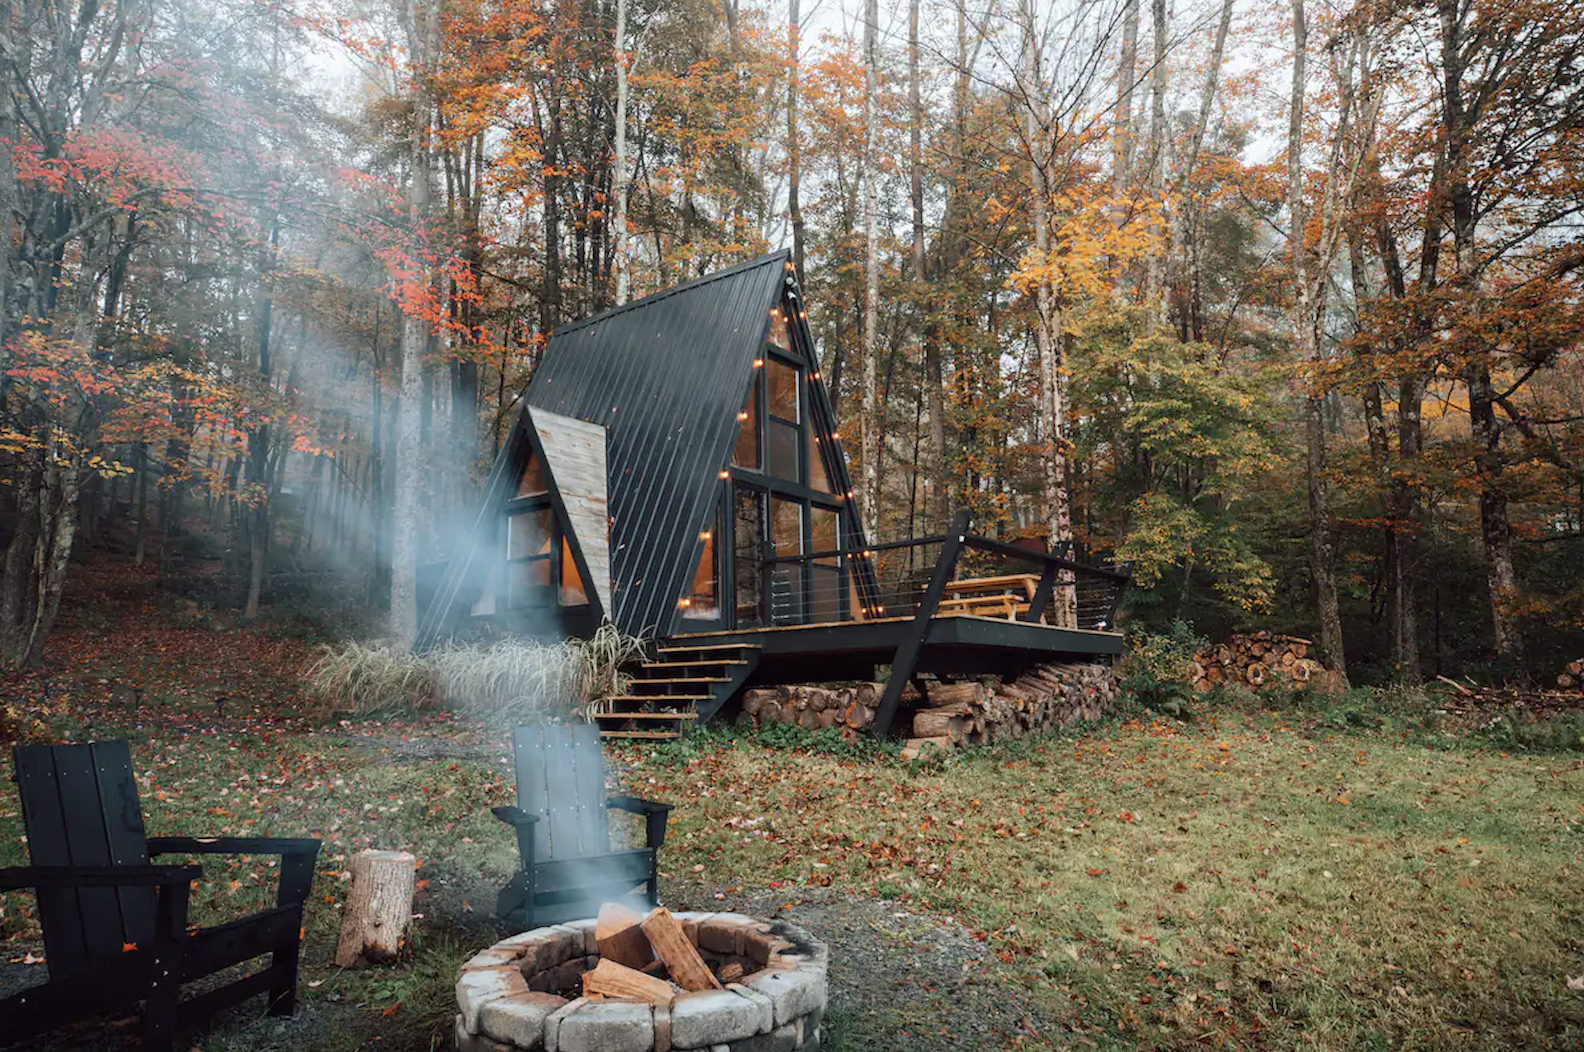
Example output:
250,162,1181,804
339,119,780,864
492,723,672,931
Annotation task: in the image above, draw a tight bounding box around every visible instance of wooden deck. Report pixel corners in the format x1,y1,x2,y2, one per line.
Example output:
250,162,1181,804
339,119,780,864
671,613,1123,685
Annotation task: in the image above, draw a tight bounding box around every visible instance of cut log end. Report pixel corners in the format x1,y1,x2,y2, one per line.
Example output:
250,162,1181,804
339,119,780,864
334,848,416,969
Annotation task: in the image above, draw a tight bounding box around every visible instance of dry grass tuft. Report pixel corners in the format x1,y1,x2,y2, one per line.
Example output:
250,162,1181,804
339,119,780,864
305,622,646,720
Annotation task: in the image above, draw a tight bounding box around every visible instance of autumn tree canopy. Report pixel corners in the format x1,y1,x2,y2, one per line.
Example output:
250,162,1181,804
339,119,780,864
1,0,1580,681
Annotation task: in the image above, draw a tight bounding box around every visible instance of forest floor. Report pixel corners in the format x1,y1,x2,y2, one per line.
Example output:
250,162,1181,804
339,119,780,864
1,563,1582,1051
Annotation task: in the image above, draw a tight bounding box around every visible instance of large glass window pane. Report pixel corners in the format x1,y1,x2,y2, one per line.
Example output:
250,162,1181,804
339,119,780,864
768,419,799,480
811,506,838,561
559,545,587,606
808,429,832,491
682,529,718,619
767,359,799,421
810,565,841,623
732,379,760,470
770,499,803,625
508,558,551,609
516,454,549,497
508,508,553,559
734,489,764,625
772,498,803,555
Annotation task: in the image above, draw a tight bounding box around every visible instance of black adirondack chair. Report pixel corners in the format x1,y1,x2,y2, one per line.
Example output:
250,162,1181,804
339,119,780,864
0,740,320,1052
493,723,672,932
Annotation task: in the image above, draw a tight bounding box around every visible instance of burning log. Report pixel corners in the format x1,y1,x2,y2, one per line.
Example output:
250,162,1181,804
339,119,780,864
582,958,677,1006
595,902,654,970
641,907,721,992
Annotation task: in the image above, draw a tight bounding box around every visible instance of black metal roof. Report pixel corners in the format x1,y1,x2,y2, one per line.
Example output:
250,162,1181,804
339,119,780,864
523,252,789,636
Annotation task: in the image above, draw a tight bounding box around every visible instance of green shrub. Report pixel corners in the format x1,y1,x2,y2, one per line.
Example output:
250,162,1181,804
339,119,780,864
1118,619,1204,719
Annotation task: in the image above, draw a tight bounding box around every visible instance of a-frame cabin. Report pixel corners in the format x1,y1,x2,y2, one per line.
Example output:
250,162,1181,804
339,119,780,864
420,251,1127,739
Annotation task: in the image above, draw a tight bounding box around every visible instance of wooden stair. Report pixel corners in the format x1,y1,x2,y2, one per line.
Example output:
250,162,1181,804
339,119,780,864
592,642,761,741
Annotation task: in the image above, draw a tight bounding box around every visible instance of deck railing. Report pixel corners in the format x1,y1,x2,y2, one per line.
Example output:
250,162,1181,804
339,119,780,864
760,511,1129,632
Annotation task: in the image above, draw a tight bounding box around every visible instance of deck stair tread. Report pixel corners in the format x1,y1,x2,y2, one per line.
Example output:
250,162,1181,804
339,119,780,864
656,643,762,654
605,694,713,703
592,712,699,721
599,640,765,740
628,677,734,685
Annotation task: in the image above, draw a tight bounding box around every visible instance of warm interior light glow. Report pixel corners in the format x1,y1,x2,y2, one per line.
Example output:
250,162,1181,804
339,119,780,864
753,358,764,367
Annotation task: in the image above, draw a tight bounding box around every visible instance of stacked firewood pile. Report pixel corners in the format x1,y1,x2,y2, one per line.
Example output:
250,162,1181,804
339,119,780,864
1557,659,1584,691
903,662,1118,758
577,903,775,1004
741,682,884,734
1191,631,1324,691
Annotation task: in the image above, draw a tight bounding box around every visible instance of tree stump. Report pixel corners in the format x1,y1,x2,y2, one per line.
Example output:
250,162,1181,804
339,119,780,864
334,849,416,968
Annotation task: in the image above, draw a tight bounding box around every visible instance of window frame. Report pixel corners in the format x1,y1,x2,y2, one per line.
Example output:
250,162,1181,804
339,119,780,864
717,295,853,627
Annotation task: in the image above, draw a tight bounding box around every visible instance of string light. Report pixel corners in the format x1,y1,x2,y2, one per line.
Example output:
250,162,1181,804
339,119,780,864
753,358,764,367
719,470,729,479
699,531,711,541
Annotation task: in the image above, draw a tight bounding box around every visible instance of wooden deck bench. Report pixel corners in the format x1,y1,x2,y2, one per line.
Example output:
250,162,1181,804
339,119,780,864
942,573,1042,621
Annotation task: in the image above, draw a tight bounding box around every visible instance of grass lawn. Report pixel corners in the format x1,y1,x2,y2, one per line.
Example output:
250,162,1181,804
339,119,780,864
0,578,1580,1050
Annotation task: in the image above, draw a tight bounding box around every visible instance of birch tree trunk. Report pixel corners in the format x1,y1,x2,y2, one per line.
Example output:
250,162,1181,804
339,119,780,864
1112,0,1139,203
1287,0,1347,680
860,0,880,541
1142,0,1167,319
1021,0,1076,627
612,0,632,305
908,0,946,528
390,0,438,651
787,0,805,283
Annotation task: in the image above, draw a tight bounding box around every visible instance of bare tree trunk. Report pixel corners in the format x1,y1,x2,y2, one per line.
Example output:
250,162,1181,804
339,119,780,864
1467,361,1521,669
787,0,805,284
1112,0,1139,202
908,0,945,530
0,456,42,659
133,441,148,566
860,0,880,541
1022,0,1076,627
1287,0,1346,680
391,0,438,650
21,449,84,668
1141,0,1167,318
612,0,632,305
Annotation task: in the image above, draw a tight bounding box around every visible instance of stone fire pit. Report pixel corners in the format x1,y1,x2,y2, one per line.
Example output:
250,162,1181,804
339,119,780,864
455,912,828,1052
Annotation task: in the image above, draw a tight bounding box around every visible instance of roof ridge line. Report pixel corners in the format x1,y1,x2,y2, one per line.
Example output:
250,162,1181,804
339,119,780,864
549,250,791,337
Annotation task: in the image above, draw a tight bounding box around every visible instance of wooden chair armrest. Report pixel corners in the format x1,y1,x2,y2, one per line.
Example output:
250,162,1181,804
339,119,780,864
604,795,671,815
148,838,320,908
492,806,541,826
606,796,672,850
0,864,202,891
148,836,320,858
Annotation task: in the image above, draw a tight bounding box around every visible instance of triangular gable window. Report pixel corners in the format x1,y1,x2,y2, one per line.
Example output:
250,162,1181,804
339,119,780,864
496,452,588,611
516,453,549,497
767,306,794,353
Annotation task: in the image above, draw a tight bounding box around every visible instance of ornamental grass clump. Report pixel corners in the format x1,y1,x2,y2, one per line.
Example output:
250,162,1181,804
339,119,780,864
305,622,647,720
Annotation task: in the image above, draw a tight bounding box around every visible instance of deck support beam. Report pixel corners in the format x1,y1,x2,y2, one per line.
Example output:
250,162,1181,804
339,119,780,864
871,509,971,737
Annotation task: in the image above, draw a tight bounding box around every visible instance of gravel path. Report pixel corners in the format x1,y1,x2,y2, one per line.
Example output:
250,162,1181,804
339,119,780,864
666,880,1060,1051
